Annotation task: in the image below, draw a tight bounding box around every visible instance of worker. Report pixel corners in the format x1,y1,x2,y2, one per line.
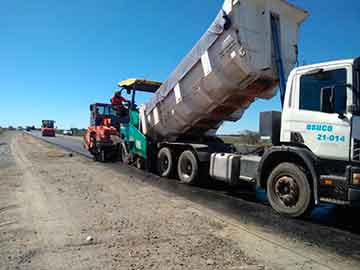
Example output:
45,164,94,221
111,91,129,117
103,117,112,127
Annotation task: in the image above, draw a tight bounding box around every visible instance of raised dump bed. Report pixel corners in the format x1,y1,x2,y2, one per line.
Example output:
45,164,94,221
140,0,308,140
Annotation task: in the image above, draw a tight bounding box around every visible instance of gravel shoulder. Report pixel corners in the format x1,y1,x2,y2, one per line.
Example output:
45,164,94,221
1,132,360,270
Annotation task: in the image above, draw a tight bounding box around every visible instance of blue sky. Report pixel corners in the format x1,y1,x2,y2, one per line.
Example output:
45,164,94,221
0,1,359,133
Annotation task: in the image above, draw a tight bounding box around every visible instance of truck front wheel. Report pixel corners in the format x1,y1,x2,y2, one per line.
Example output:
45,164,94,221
267,162,312,218
178,150,199,185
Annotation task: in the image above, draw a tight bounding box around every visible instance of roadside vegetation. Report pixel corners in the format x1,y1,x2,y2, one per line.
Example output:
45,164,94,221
0,127,8,135
219,130,273,154
219,130,261,145
71,128,87,136
56,128,87,137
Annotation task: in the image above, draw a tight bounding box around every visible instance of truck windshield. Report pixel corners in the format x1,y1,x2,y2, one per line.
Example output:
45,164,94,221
96,105,117,117
42,121,54,128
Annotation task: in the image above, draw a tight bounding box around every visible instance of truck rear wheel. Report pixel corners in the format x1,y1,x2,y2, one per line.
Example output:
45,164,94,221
178,150,199,184
157,147,174,177
267,162,312,218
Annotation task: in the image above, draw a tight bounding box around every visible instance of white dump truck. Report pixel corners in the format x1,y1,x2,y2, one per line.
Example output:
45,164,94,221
117,0,360,217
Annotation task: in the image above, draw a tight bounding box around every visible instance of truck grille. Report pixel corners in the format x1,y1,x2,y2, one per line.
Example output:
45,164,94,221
353,138,360,161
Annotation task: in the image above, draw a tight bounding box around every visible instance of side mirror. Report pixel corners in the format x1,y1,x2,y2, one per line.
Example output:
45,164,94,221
320,87,335,113
89,105,93,111
320,85,347,118
349,104,360,114
126,89,131,95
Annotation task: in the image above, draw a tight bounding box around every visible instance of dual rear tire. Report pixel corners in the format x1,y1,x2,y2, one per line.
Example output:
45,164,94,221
177,150,199,184
157,147,199,185
157,147,173,177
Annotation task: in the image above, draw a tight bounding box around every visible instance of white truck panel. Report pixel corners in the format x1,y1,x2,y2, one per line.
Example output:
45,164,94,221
141,0,308,140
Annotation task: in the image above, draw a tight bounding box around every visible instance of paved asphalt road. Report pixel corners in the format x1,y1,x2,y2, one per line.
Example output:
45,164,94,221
25,130,360,235
28,131,91,157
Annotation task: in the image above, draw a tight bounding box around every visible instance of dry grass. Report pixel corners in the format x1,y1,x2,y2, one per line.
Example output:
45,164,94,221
46,150,66,158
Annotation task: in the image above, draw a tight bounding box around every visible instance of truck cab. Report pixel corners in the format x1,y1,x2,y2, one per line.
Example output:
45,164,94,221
41,120,56,137
254,57,360,216
281,58,359,161
89,103,122,129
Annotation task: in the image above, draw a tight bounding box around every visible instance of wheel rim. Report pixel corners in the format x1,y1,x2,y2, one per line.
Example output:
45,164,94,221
180,158,192,179
274,176,299,207
185,161,192,175
159,155,169,174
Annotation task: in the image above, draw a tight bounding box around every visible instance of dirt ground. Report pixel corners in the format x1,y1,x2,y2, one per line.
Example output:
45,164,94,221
1,132,360,270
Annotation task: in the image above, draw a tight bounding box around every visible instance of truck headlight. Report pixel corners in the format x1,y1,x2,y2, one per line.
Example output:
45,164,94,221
352,173,360,185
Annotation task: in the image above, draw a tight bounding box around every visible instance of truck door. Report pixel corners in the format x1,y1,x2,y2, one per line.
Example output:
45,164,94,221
351,58,360,161
282,64,352,161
